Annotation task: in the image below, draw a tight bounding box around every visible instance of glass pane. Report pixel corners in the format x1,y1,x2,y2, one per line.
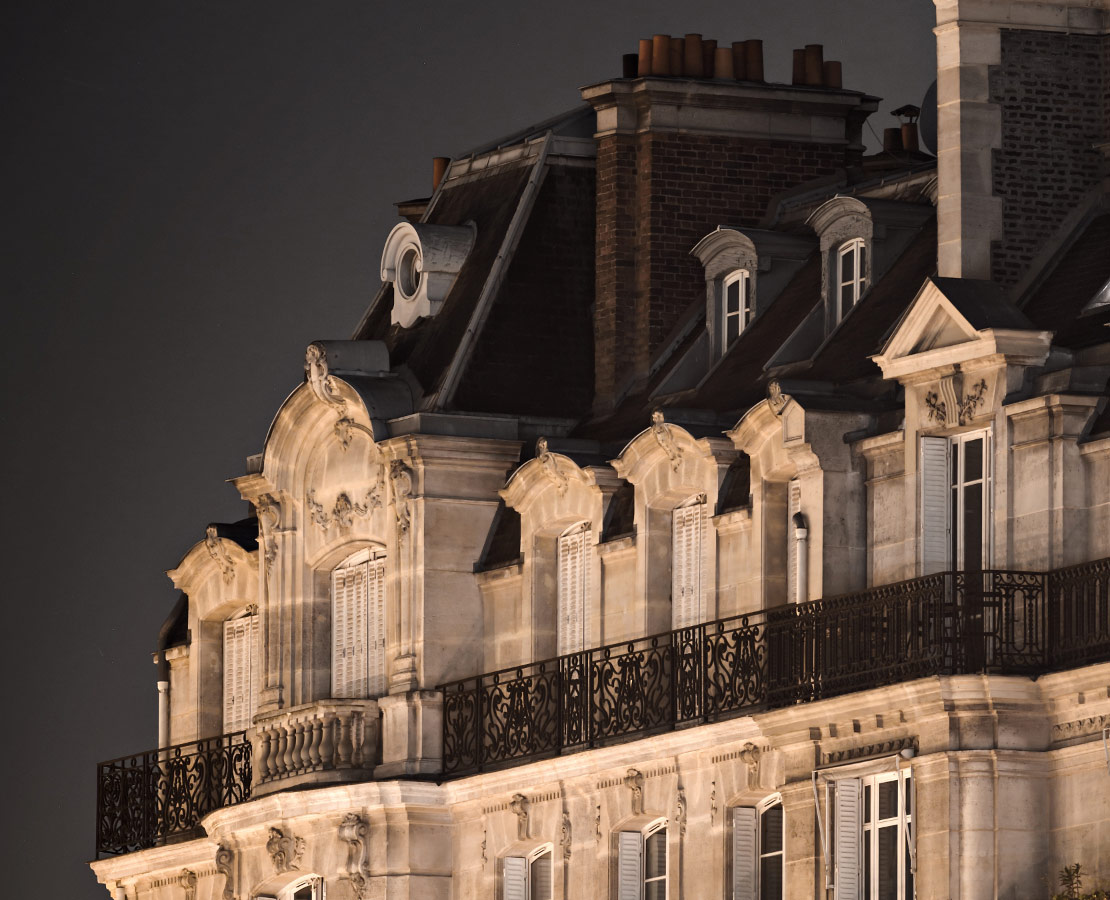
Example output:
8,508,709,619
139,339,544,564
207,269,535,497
878,824,898,900
878,780,898,820
761,804,783,854
905,845,914,900
727,313,740,345
839,282,853,317
905,776,912,815
532,852,552,900
864,835,871,900
965,438,983,482
841,247,855,282
951,442,959,486
646,882,666,900
864,785,872,823
293,889,313,900
645,830,667,879
726,279,740,314
964,483,983,571
761,854,783,900
859,244,867,285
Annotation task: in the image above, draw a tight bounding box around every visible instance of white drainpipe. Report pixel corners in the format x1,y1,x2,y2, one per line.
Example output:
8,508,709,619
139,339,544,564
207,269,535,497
157,681,170,749
792,512,809,603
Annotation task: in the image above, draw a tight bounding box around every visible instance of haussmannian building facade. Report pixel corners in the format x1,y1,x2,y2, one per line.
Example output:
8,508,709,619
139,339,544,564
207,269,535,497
93,3,1110,899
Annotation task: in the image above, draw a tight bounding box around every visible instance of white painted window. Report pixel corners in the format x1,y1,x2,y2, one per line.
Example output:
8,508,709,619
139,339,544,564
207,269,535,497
836,239,867,322
672,496,707,629
920,430,991,574
557,522,591,656
618,821,668,900
331,547,387,699
732,797,784,900
785,480,801,603
258,876,325,900
504,846,553,900
826,771,913,900
222,610,259,733
722,269,753,353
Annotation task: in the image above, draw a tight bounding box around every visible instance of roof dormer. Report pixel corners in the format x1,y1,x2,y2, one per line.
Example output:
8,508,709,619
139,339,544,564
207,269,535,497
380,221,476,328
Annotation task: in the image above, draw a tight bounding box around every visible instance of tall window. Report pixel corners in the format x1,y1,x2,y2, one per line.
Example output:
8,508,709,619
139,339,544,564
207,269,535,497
722,270,752,353
557,522,591,656
672,496,707,629
504,846,553,900
331,547,387,698
618,821,668,900
223,610,259,733
920,430,991,574
785,480,802,604
836,239,867,322
827,771,913,900
732,798,784,900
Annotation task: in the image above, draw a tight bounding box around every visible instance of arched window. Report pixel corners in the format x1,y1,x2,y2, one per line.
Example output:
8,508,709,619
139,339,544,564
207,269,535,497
731,796,784,900
503,844,553,900
618,819,668,900
222,607,259,733
722,269,753,353
331,547,387,698
836,238,868,322
672,495,707,630
557,522,591,655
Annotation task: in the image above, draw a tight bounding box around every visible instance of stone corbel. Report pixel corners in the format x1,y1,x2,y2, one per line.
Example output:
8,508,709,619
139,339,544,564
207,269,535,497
510,793,531,840
536,437,570,496
924,372,990,428
215,845,236,900
560,809,572,860
178,870,197,900
390,459,415,536
624,768,645,815
675,786,687,837
338,813,371,899
767,381,791,415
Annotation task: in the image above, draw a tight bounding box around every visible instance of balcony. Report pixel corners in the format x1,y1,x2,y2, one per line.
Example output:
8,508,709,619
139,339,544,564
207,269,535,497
439,558,1110,777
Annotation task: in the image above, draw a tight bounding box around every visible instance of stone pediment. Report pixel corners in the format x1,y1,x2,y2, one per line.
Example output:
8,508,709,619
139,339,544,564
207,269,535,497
872,277,1052,381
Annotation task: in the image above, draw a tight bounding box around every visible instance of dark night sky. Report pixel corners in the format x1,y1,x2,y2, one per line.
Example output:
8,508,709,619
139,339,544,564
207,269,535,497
2,2,935,895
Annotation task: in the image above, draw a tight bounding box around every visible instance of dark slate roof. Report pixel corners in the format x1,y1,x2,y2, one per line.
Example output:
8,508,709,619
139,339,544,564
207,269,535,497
717,455,751,513
475,502,522,571
1023,214,1110,349
601,480,636,541
207,518,258,552
929,276,1035,331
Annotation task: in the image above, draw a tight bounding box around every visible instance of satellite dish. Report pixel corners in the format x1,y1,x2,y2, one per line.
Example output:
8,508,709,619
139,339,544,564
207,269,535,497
919,80,937,155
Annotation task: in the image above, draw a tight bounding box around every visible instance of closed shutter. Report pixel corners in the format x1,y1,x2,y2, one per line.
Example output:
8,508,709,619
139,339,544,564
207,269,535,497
332,554,370,698
531,851,553,900
618,831,644,900
672,499,705,629
366,557,387,697
786,480,801,603
920,436,950,575
223,615,256,733
503,856,528,900
558,525,590,655
732,807,757,900
833,778,862,900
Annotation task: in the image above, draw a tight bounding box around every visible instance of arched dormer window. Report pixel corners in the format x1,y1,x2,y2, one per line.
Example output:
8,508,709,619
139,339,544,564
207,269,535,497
836,238,868,322
690,228,759,363
331,547,387,698
503,844,554,900
557,522,591,656
672,495,707,630
223,607,259,733
722,270,753,353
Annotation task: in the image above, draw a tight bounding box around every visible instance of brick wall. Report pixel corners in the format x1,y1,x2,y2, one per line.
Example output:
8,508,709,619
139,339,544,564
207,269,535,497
593,131,841,409
989,30,1108,288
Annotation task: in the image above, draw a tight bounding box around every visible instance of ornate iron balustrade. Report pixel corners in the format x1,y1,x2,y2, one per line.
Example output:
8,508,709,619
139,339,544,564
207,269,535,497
440,558,1110,777
96,731,251,858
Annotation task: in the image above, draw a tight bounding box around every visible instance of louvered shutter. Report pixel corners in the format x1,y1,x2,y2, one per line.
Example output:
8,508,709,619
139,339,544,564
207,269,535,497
333,557,370,698
503,856,528,900
732,807,757,900
618,832,644,900
833,778,862,900
920,436,950,575
786,480,801,603
672,500,705,629
246,614,259,723
223,616,255,733
366,557,387,697
531,851,553,900
558,526,589,655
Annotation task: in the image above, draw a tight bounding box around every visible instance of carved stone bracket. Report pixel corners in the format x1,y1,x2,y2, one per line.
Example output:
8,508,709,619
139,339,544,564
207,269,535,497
178,870,197,900
256,495,282,576
925,375,988,427
305,343,347,413
675,787,687,837
510,793,530,840
390,460,414,535
204,526,236,584
624,768,645,816
560,809,572,860
650,410,682,471
266,826,304,874
536,437,569,496
215,845,236,900
739,742,761,782
958,379,988,423
709,780,718,824
338,813,371,900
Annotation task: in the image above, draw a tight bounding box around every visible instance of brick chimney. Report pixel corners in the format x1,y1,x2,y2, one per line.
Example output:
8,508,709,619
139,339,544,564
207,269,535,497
582,74,878,413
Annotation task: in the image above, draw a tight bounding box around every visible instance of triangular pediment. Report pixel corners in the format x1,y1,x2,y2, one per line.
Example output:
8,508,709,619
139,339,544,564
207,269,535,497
909,304,977,354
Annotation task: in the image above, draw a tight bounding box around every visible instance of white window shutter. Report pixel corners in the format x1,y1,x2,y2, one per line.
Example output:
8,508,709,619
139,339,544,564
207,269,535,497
920,436,950,575
247,614,259,724
223,616,256,733
333,558,371,698
833,778,862,900
558,526,589,655
366,558,387,697
618,831,644,900
672,500,705,629
731,807,757,900
786,480,801,603
503,856,528,900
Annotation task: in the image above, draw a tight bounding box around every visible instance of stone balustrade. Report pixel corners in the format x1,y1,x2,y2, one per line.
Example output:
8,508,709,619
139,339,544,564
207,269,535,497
251,698,380,793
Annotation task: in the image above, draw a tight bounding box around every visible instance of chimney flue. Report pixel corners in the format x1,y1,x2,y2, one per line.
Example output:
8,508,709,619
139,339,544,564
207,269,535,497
901,123,919,152
714,46,733,79
823,60,842,89
744,40,764,81
684,34,703,78
638,39,653,76
883,127,904,153
792,49,806,85
804,44,824,86
651,34,671,76
669,37,683,76
732,41,747,80
701,39,717,76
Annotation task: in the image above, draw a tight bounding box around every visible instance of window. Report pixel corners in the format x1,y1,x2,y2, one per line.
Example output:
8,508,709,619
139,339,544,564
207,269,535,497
785,480,802,604
722,270,753,353
836,239,867,322
672,496,706,629
732,798,784,900
827,771,913,900
557,522,590,656
331,547,387,698
504,846,553,900
223,610,259,733
618,821,668,900
920,430,991,574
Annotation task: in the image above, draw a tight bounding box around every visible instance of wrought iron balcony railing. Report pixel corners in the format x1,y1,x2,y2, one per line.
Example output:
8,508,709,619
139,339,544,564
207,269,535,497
439,558,1110,777
96,731,251,858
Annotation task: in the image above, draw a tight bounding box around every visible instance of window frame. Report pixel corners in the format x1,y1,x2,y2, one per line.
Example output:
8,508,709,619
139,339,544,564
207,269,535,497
617,819,669,900
919,428,993,575
556,521,591,656
222,607,259,734
503,843,554,900
721,269,753,354
671,495,707,630
835,238,868,323
731,795,784,900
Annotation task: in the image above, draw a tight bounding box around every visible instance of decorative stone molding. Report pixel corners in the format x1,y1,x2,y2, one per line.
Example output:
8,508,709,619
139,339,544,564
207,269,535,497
390,460,414,535
738,742,761,774
822,736,917,765
178,869,197,900
767,381,790,414
204,526,236,584
254,699,380,786
305,343,347,412
675,787,687,837
306,486,381,533
709,781,718,823
595,804,602,842
925,374,988,427
560,809,572,860
266,827,305,874
624,768,645,815
1053,714,1109,742
650,409,683,471
380,221,477,328
536,437,570,496
510,793,530,840
215,845,235,900
481,826,488,866
338,814,371,899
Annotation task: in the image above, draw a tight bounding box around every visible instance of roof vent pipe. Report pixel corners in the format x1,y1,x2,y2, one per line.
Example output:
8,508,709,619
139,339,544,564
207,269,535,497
804,44,824,86
684,34,704,78
638,38,653,76
432,156,450,191
622,53,639,78
744,40,764,81
731,41,747,80
652,34,671,76
883,127,904,153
